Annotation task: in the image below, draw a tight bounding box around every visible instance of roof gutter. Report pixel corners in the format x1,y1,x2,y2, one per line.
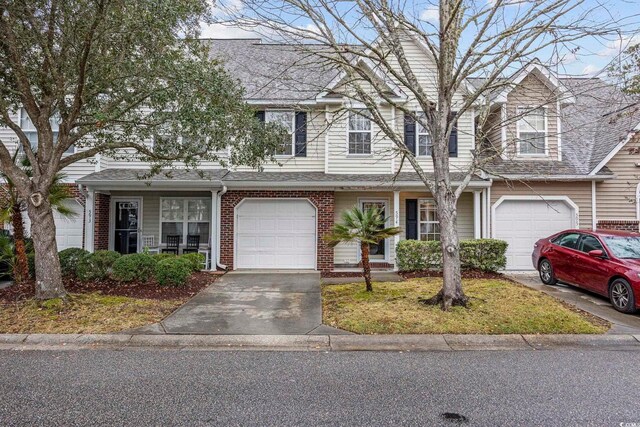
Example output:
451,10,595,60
222,180,492,189
489,174,615,181
75,179,225,190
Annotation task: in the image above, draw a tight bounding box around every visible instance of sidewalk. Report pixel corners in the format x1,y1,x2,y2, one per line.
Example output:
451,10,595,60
1,333,639,351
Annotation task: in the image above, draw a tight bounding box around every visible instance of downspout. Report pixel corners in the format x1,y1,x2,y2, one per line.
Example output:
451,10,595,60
215,185,228,270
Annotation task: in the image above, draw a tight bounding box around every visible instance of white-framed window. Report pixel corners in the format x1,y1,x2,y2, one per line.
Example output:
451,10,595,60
516,107,547,156
348,109,372,155
265,110,295,156
419,199,439,241
160,198,211,245
19,108,73,154
416,113,432,156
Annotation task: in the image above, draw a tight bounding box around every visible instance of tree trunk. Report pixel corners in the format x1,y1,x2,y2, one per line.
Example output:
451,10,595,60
360,241,373,292
419,190,468,310
26,197,65,299
11,204,29,284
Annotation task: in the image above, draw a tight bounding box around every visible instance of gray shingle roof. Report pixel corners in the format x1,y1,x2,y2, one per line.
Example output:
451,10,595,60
560,78,640,173
77,169,487,187
206,39,339,102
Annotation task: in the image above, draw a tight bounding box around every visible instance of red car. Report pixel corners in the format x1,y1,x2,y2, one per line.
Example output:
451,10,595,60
532,229,640,313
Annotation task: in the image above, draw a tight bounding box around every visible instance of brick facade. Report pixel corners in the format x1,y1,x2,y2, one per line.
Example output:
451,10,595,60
94,193,111,250
220,190,335,272
596,220,640,232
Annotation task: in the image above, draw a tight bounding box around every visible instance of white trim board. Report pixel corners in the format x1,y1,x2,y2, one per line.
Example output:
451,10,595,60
589,121,640,175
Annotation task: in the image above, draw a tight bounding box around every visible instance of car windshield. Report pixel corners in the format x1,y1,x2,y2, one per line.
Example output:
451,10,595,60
602,236,640,259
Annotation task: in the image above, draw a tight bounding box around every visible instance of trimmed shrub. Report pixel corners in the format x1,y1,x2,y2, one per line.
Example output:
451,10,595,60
396,239,508,272
152,253,177,262
180,253,205,272
58,248,90,277
154,257,192,286
76,250,122,281
459,239,508,272
111,252,158,282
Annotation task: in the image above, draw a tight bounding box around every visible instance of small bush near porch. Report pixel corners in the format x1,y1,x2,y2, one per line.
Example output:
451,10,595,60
396,239,508,272
322,278,609,334
0,249,214,334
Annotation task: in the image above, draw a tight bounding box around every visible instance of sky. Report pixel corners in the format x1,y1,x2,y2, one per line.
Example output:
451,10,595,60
199,0,640,78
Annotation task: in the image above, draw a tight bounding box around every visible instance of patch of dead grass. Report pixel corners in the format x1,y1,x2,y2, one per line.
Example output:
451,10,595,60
322,278,609,334
0,293,184,334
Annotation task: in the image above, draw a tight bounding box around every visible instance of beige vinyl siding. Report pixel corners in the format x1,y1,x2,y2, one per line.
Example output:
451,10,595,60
0,110,97,181
389,36,475,173
398,192,474,242
326,106,394,174
333,191,396,264
236,110,326,172
480,107,504,153
595,138,640,219
490,181,593,230
333,190,476,265
109,191,212,248
504,72,560,160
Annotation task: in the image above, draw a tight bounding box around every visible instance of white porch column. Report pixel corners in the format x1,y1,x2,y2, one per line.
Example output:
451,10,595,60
210,190,217,270
84,188,95,252
473,190,481,239
393,190,400,271
481,189,489,238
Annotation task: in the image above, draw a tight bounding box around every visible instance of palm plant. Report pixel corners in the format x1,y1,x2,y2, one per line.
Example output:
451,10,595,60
324,206,401,292
0,152,75,283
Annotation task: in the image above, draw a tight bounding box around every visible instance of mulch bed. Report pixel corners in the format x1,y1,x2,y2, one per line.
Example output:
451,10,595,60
0,271,220,304
399,269,511,281
322,269,510,280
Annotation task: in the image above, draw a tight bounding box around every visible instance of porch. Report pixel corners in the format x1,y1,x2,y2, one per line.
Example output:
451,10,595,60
77,169,226,270
332,187,491,270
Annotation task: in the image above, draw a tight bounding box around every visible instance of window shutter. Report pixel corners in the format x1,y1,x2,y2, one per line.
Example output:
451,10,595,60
294,111,307,157
406,199,418,240
255,110,265,122
404,114,416,155
449,111,458,157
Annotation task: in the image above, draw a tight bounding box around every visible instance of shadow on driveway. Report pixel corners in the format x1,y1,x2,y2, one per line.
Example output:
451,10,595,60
510,273,640,334
160,271,350,335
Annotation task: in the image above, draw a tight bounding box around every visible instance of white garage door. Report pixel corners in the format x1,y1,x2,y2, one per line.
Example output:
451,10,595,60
21,200,84,251
494,199,575,270
236,199,316,269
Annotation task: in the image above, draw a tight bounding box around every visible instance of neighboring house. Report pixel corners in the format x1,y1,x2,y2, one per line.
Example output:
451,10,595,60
2,37,640,272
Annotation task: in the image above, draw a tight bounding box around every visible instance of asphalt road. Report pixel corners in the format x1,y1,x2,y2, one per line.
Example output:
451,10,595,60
0,349,639,426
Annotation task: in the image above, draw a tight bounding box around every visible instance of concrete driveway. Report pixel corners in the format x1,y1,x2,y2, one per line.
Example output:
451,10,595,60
161,271,347,335
510,273,640,334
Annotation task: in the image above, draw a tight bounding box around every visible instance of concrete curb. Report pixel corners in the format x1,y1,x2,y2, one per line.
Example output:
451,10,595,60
1,333,640,351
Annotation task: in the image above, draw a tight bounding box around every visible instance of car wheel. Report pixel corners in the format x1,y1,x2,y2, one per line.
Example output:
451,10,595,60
538,259,557,285
609,279,637,314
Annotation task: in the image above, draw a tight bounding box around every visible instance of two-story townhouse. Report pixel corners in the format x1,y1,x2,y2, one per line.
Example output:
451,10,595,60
6,38,640,273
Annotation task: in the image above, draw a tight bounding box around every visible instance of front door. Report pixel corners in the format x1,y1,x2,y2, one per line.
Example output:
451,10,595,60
360,200,388,261
114,200,140,254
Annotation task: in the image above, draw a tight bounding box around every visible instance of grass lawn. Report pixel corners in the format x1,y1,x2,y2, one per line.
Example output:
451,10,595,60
0,293,184,334
322,278,609,334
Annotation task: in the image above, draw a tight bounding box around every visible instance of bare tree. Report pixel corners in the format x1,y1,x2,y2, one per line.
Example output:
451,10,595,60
225,0,623,309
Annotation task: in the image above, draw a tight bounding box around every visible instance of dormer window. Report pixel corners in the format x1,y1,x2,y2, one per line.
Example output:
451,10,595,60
265,110,295,156
19,108,73,154
348,110,372,155
516,107,547,156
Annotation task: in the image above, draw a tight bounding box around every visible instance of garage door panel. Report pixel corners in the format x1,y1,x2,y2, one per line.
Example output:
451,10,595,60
20,200,84,251
495,199,574,270
236,199,316,269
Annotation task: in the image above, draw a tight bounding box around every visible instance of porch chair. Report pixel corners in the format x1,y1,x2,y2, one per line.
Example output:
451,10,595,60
162,234,180,255
182,234,200,254
141,235,160,254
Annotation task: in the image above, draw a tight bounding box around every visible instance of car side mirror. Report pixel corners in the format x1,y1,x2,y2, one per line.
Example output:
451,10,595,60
588,249,604,258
